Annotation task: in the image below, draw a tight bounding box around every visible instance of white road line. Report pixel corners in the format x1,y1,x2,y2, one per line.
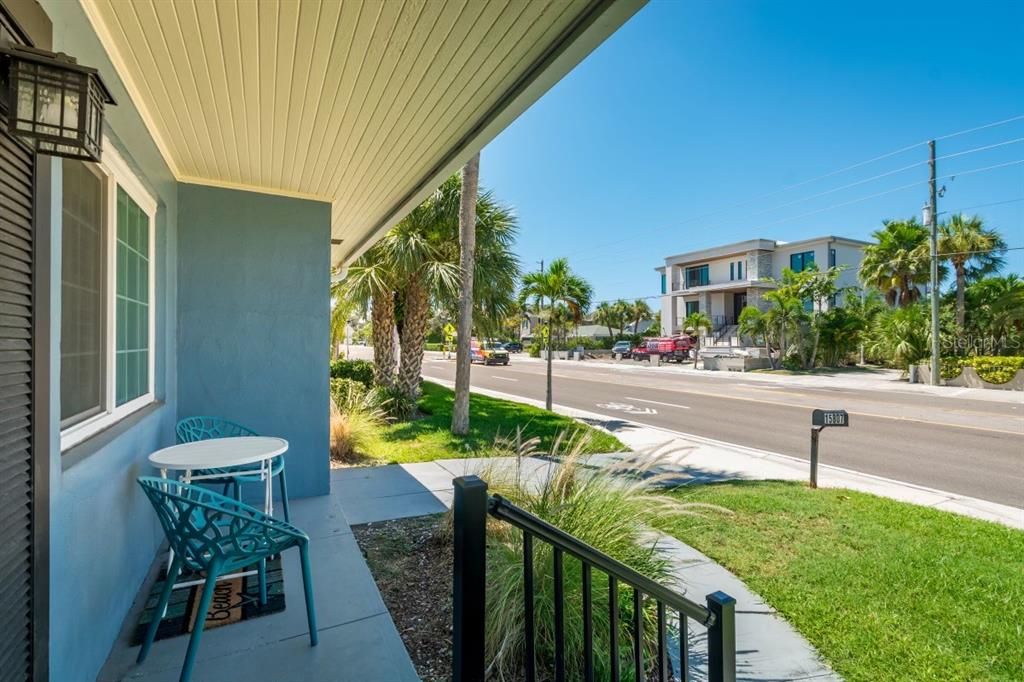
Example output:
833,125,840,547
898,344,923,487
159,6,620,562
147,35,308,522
625,396,691,409
491,376,518,382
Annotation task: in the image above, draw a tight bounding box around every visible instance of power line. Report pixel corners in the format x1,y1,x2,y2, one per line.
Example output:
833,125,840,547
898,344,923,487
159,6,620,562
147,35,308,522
703,137,1024,226
940,197,1024,213
936,137,1024,162
935,114,1024,141
747,160,926,218
938,158,1024,181
573,120,1024,261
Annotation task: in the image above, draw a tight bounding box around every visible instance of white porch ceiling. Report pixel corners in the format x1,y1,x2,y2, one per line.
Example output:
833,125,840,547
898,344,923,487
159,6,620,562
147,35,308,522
81,0,645,268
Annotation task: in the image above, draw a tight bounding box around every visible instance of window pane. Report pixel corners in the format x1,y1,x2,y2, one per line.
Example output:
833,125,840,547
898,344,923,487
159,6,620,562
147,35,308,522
60,160,105,425
115,186,150,405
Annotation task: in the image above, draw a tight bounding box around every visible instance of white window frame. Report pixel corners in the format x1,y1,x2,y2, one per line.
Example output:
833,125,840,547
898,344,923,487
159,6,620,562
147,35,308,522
61,139,157,451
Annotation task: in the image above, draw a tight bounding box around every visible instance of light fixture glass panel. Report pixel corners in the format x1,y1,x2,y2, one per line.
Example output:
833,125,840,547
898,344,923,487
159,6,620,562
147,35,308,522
63,90,80,134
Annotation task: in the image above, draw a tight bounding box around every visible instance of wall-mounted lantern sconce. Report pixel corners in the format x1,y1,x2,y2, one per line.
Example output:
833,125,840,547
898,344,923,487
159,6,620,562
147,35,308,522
0,42,115,162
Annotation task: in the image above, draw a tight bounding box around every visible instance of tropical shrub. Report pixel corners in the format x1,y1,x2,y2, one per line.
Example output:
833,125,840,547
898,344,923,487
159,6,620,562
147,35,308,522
866,304,931,370
527,341,542,358
940,356,1024,384
329,377,365,408
424,342,444,352
472,431,727,681
329,358,374,388
376,383,418,421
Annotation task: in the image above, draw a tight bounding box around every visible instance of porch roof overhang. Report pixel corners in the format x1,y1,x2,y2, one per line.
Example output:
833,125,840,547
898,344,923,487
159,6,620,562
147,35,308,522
81,0,646,271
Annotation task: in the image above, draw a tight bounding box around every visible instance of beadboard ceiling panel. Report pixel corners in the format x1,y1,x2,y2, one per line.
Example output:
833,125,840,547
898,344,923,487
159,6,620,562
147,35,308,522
81,0,645,267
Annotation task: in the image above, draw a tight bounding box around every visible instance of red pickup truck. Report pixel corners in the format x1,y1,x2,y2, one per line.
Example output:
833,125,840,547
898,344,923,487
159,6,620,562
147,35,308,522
644,335,695,363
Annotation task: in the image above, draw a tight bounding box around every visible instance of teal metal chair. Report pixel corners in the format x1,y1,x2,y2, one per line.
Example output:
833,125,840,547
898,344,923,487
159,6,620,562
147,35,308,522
175,416,291,522
136,477,317,682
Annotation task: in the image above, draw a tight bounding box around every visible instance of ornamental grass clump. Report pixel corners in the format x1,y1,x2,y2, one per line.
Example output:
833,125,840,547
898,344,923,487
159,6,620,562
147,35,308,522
475,429,728,681
329,380,388,463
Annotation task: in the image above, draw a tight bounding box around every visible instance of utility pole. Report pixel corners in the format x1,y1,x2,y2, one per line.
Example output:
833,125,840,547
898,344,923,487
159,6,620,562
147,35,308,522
928,140,941,386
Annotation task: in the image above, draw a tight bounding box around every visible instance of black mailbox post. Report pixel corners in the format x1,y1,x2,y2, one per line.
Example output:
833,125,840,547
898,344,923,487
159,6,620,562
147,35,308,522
810,409,849,488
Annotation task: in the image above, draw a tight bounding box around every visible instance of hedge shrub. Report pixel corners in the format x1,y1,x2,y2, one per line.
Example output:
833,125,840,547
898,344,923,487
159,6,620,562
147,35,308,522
330,377,366,408
424,342,444,352
329,358,374,388
940,356,1024,384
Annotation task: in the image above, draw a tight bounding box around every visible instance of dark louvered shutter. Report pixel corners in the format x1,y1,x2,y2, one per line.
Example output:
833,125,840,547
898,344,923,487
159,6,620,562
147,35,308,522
0,8,37,681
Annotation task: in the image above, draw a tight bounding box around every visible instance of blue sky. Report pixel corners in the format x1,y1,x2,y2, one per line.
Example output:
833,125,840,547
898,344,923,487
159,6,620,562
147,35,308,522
480,0,1024,305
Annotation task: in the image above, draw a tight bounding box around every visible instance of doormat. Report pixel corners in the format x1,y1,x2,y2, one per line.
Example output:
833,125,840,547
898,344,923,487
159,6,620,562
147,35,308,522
131,556,286,645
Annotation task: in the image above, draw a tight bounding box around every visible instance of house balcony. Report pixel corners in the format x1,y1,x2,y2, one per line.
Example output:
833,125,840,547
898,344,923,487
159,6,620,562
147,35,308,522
668,279,775,295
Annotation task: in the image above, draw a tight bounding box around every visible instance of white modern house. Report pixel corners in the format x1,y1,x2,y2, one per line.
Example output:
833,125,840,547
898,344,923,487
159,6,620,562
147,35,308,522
656,236,869,337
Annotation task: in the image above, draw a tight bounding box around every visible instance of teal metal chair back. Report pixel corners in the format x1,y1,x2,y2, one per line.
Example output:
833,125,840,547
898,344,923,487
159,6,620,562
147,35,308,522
138,477,302,573
136,477,317,682
174,416,291,522
175,415,258,443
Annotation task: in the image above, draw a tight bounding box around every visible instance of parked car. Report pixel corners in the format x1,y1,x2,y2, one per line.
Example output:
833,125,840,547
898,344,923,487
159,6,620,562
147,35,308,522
470,339,510,365
503,341,523,353
611,340,632,358
631,344,650,361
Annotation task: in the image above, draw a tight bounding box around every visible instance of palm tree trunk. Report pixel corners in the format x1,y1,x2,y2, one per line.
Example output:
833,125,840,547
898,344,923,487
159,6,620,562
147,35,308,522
955,264,966,327
370,291,396,387
397,279,430,400
452,153,479,435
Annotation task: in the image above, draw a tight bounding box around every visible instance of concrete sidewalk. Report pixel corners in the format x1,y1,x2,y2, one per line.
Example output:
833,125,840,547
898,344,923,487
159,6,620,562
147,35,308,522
333,459,840,681
425,377,1024,530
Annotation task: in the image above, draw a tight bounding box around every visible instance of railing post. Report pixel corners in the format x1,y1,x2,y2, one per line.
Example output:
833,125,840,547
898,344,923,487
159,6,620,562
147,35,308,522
706,591,736,682
453,476,488,682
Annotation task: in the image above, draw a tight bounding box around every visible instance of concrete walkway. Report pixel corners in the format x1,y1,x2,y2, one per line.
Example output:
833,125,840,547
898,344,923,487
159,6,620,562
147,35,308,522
333,458,840,681
99,488,418,682
425,377,1023,530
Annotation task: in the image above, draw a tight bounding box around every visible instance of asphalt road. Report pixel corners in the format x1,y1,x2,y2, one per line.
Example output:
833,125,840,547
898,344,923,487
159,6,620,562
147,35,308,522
417,355,1024,508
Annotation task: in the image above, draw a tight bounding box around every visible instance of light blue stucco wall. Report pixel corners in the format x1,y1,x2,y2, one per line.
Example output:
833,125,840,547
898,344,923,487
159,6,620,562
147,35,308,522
177,184,332,500
40,2,179,680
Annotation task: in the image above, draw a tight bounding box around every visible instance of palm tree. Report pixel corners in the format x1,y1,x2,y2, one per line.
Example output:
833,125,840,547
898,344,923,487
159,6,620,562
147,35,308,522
683,310,712,366
336,243,398,387
520,258,593,410
738,305,774,367
629,299,653,335
965,274,1024,344
611,299,631,337
762,289,806,363
384,203,459,399
859,219,932,307
452,153,480,436
336,169,517,403
328,282,356,359
938,214,1006,327
593,302,616,340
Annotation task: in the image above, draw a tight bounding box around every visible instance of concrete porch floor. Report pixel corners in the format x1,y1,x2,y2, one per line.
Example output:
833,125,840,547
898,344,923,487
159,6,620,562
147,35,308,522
98,488,418,682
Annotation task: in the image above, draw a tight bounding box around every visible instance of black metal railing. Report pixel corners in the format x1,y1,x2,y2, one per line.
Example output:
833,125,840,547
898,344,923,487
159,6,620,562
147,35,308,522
452,476,737,682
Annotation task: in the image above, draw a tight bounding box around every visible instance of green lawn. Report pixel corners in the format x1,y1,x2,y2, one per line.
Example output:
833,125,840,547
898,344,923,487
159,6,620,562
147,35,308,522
666,481,1024,681
361,381,624,463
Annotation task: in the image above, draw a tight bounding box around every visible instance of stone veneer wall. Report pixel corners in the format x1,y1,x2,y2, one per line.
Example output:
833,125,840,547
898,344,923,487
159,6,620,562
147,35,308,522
747,251,772,281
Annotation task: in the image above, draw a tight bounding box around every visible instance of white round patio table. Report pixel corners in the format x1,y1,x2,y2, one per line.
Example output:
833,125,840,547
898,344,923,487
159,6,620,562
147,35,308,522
148,437,288,592
148,436,288,516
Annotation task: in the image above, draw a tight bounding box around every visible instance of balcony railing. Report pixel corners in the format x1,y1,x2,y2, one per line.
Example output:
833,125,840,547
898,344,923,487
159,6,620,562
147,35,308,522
452,476,737,682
